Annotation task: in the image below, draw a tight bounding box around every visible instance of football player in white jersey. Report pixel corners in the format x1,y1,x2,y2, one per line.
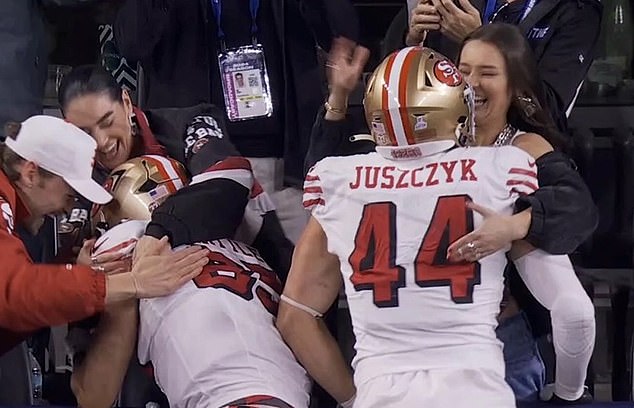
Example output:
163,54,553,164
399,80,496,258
73,154,310,408
277,47,594,408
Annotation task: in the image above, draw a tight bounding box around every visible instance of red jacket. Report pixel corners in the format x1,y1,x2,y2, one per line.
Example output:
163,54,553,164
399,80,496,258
0,171,106,355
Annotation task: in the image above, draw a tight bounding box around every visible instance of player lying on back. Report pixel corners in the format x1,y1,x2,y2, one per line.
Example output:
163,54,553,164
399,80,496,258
276,47,594,407
72,155,310,408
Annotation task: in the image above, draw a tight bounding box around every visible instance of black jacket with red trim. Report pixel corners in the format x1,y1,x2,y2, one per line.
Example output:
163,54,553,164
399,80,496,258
146,156,293,282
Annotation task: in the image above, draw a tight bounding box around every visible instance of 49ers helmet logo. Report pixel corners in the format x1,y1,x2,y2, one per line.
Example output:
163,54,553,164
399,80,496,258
433,60,462,87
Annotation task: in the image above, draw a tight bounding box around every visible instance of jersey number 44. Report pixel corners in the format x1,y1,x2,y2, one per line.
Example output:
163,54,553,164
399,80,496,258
349,194,481,307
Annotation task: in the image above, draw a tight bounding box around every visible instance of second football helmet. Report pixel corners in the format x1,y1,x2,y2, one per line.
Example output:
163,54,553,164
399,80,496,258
364,46,475,147
93,155,189,230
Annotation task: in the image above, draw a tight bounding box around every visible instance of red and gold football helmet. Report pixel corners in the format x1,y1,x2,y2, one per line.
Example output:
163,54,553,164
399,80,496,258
92,155,189,230
363,46,475,147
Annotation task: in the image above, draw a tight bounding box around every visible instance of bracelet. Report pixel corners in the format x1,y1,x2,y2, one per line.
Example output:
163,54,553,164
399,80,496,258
325,100,347,115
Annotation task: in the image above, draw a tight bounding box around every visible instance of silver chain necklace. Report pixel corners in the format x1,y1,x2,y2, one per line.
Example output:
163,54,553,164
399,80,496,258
493,124,518,146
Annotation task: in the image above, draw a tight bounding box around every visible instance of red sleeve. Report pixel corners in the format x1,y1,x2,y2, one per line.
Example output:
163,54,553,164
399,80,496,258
502,148,539,197
0,211,106,334
303,165,325,211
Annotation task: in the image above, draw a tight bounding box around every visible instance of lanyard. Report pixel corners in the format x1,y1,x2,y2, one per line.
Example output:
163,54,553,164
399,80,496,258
483,0,536,24
210,0,261,40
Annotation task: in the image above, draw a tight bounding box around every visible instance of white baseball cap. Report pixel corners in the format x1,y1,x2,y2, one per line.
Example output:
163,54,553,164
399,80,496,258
5,115,112,204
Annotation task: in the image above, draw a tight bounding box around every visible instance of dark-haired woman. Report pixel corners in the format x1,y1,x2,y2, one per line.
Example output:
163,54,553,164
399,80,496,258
58,66,217,174
452,23,595,404
57,65,294,280
307,25,597,403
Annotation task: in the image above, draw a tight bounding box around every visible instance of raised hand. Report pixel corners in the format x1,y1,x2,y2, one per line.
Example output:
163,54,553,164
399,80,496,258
430,0,482,43
327,37,370,96
406,0,441,46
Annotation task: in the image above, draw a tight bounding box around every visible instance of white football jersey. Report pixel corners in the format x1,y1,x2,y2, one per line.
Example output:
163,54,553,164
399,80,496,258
137,238,310,408
303,141,539,385
93,223,310,408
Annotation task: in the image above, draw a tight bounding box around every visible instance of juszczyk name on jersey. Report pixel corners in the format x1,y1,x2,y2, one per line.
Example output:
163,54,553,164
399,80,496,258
349,159,478,190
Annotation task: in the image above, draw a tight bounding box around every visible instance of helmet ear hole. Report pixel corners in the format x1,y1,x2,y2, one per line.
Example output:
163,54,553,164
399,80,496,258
138,179,159,193
424,71,433,88
94,222,109,238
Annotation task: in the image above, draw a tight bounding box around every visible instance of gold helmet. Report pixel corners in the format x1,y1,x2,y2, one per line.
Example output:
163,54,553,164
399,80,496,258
364,46,474,147
92,155,189,229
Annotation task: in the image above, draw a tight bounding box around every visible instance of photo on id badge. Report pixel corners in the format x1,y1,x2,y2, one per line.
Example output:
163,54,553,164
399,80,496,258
234,69,265,116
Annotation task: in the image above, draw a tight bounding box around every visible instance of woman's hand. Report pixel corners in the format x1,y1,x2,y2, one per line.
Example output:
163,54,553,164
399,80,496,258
447,202,531,263
130,236,209,298
324,37,370,121
327,37,370,96
77,238,131,275
406,0,440,45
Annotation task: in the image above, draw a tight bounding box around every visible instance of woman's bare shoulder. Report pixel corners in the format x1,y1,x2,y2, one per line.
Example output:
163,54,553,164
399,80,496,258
512,132,554,159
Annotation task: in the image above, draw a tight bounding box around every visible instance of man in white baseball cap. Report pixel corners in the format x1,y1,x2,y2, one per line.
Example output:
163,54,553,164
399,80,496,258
0,115,210,356
5,115,111,205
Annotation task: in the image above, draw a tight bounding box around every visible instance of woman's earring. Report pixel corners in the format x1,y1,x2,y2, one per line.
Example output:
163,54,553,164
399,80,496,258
516,96,537,117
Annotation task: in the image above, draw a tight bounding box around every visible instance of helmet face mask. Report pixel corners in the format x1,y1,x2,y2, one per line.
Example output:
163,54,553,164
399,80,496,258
363,47,475,147
458,84,477,146
93,155,189,231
